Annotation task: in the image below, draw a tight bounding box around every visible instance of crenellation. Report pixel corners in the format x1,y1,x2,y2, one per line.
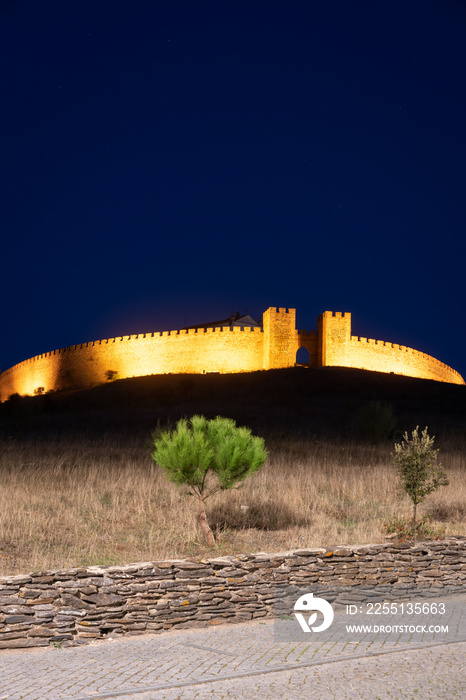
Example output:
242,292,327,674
0,306,464,401
343,327,464,383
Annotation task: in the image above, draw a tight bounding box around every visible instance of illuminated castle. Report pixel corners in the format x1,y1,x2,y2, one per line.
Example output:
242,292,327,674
0,308,463,400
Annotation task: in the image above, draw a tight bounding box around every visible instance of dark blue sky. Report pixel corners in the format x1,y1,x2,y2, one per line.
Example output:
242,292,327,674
1,1,465,379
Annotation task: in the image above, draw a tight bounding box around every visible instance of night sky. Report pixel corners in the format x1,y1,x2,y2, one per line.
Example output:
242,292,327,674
2,1,465,380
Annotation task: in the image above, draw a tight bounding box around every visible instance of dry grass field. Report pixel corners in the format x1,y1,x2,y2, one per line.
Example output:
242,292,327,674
0,368,465,574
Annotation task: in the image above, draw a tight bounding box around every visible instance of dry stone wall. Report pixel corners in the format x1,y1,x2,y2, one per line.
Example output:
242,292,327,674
1,538,465,649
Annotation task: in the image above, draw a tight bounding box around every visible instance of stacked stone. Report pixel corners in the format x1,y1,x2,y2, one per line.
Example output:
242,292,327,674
1,537,465,649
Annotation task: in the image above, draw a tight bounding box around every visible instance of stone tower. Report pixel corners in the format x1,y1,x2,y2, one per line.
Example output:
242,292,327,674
262,307,298,370
317,311,351,367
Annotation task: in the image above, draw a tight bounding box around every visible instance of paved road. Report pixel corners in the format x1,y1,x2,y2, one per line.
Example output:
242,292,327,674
1,594,465,699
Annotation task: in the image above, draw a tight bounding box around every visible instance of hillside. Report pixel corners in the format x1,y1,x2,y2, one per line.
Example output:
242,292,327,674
1,367,465,446
1,367,465,574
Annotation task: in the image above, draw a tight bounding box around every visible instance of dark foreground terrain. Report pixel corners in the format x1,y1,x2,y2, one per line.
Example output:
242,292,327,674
1,367,465,574
1,366,465,447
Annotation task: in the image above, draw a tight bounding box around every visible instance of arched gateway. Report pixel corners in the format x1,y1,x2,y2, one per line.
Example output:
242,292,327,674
0,308,463,400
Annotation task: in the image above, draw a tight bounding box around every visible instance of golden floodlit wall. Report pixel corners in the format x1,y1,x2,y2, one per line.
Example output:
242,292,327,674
0,325,266,401
317,311,464,386
0,307,464,400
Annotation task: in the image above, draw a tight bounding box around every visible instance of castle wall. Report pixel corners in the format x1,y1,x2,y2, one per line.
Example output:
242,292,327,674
318,311,464,386
345,335,464,384
0,307,464,400
0,326,265,401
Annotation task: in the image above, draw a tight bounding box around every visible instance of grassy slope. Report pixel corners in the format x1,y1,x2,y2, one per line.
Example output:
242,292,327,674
0,367,465,574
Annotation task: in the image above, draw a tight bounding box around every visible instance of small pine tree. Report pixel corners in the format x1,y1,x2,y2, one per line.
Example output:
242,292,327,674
151,415,268,546
392,426,449,541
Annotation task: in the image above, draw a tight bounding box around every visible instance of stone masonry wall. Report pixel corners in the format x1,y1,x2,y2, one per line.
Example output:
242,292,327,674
1,307,464,401
0,326,265,401
262,307,298,370
345,335,464,384
1,538,464,649
317,311,464,385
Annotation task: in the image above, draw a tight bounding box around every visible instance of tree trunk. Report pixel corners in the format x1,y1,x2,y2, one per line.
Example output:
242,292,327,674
412,503,417,544
198,498,215,546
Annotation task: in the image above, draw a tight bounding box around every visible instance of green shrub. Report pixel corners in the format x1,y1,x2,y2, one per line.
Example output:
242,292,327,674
392,426,449,541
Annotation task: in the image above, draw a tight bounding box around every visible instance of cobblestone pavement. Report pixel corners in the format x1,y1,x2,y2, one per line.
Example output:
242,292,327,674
1,594,465,700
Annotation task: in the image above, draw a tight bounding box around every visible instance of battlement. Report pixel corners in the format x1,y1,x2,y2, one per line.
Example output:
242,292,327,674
326,311,349,319
344,333,464,384
269,307,293,314
0,306,464,401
